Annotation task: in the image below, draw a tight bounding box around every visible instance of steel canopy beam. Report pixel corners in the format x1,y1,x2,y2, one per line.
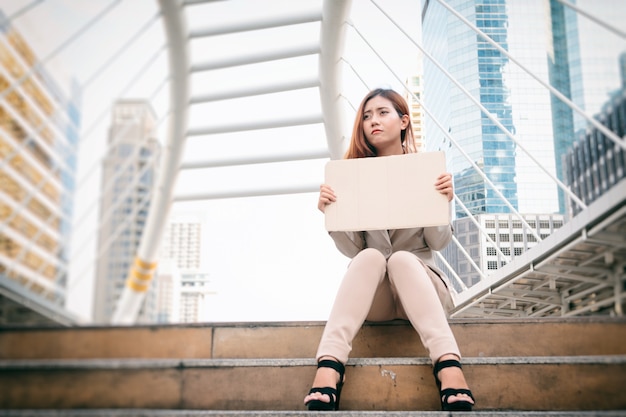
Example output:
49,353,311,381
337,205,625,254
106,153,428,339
187,114,323,136
174,183,321,202
189,9,322,38
190,43,320,73
180,149,329,170
189,77,320,104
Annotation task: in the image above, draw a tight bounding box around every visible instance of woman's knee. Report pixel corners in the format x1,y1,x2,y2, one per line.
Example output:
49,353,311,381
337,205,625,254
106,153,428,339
349,248,387,277
353,247,387,265
387,250,418,268
387,251,427,279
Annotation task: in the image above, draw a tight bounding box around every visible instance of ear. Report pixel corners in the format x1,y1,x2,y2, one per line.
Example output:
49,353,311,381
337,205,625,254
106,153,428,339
400,113,410,129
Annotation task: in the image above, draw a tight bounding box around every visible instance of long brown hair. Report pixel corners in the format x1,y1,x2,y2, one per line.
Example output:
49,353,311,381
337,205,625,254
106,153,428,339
344,88,416,159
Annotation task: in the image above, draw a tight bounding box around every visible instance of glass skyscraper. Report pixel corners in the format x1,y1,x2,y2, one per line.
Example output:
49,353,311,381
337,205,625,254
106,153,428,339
423,0,625,287
422,0,584,216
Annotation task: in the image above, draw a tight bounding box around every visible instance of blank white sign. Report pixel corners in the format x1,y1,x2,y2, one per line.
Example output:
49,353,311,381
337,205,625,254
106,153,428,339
324,152,450,231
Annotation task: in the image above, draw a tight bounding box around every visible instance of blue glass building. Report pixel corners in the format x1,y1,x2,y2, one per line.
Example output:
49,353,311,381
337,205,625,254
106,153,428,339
423,0,625,286
422,0,584,216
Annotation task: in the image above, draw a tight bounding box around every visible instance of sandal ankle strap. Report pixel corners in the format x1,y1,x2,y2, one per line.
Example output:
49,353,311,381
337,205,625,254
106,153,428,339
318,359,345,379
433,359,462,376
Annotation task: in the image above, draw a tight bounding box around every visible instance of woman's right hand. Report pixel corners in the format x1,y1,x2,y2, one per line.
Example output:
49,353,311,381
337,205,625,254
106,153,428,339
318,184,336,213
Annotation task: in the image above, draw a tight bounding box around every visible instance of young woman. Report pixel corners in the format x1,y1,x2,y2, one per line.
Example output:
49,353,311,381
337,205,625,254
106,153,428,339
303,88,475,412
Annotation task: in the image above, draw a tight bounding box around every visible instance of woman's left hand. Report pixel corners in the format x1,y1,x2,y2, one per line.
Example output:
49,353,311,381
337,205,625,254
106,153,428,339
435,172,454,202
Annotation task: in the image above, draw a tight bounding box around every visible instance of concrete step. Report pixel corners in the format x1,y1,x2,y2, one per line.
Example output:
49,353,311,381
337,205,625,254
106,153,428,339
1,411,626,417
1,317,624,360
1,318,625,412
1,355,625,411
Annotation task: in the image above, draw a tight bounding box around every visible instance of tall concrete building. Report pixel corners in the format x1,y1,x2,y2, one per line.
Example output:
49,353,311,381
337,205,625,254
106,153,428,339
92,100,160,324
0,11,81,324
441,213,565,290
155,215,214,323
405,74,426,151
154,259,180,323
160,215,202,270
179,271,213,323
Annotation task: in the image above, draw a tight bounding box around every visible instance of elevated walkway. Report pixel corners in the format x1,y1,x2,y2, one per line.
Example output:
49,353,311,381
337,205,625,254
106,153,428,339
1,318,625,414
453,179,626,318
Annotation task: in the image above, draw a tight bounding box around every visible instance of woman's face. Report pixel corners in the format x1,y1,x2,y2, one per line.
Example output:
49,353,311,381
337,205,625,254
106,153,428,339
362,95,408,156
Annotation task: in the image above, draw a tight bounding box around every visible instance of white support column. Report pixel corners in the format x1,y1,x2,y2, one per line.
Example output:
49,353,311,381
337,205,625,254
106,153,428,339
111,0,190,324
318,0,352,160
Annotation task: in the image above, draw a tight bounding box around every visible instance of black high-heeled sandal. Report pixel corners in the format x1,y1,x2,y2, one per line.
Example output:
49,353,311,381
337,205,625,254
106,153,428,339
305,359,345,411
433,359,475,411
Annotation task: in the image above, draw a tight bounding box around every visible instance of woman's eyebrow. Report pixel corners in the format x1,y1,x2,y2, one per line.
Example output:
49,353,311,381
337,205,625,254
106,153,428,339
364,106,391,113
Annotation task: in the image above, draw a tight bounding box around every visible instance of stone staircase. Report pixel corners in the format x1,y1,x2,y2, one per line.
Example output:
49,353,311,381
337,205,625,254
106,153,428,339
0,317,625,416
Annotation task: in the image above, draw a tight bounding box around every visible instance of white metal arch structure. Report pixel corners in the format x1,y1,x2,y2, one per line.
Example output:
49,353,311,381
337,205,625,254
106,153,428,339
112,0,353,323
319,0,352,160
111,0,190,324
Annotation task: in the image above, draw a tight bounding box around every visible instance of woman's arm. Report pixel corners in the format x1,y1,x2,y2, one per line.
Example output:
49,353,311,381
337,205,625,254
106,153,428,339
318,184,336,213
435,172,454,202
424,172,454,250
318,183,365,258
329,231,365,258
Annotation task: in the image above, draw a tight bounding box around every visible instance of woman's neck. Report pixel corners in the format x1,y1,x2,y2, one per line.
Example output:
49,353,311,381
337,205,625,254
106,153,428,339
376,142,404,156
